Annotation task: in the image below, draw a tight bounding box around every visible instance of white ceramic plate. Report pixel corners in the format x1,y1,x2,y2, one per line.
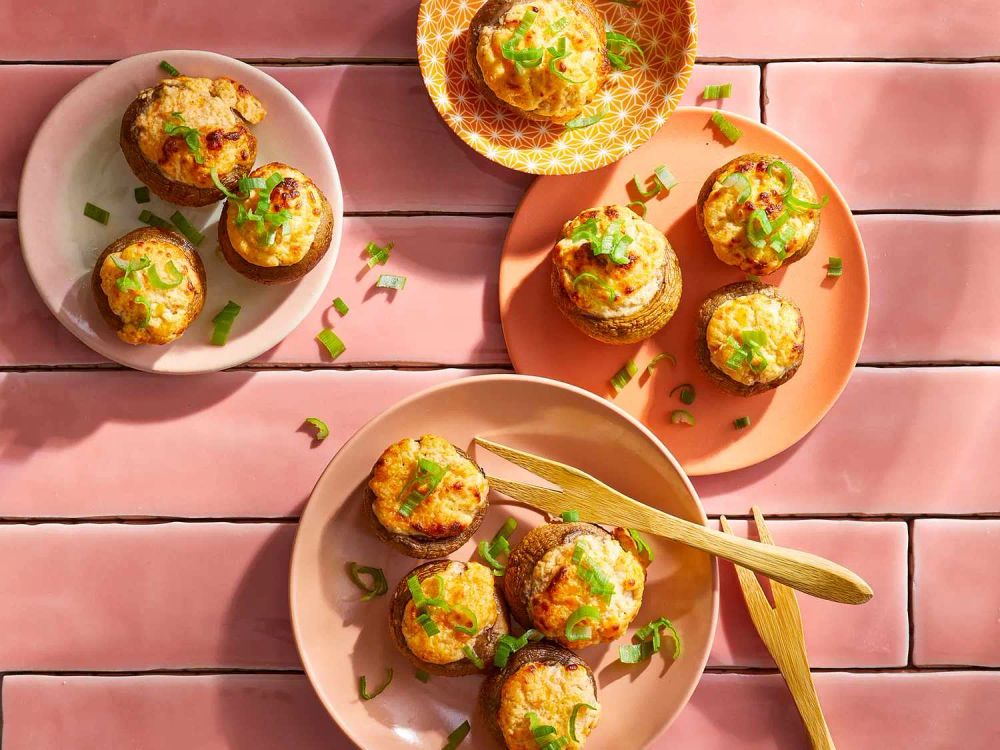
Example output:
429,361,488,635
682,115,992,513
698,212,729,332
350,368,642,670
18,50,343,374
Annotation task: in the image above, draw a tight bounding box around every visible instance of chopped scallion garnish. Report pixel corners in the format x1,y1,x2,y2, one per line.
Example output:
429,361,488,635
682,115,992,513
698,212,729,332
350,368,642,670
443,720,471,750
83,202,110,225
453,605,480,636
397,458,448,517
304,417,329,440
565,605,600,641
416,611,440,636
415,669,430,683
332,297,349,316
670,409,695,426
365,240,393,268
645,352,676,374
162,112,204,165
619,616,682,664
347,562,387,601
734,416,751,429
210,166,243,201
159,60,180,77
610,359,638,393
561,510,580,522
669,383,695,405
477,539,506,575
702,83,732,99
606,30,644,70
626,200,647,218
494,629,542,667
147,260,185,289
316,328,346,360
134,294,151,328
133,186,150,204
565,111,606,130
462,644,484,670
569,703,598,742
571,272,616,303
358,668,393,701
547,36,587,84
210,301,241,346
721,172,751,203
627,528,654,562
653,165,678,191
376,274,407,291
786,193,829,213
168,211,203,246
767,160,795,198
827,256,843,277
710,111,742,143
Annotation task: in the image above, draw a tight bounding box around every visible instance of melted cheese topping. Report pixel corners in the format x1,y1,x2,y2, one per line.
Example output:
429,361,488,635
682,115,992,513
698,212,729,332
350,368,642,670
498,662,600,750
553,205,668,318
369,435,488,539
706,292,805,385
99,238,204,345
400,562,498,665
225,163,325,267
476,0,604,120
702,156,820,275
528,534,644,648
134,76,265,188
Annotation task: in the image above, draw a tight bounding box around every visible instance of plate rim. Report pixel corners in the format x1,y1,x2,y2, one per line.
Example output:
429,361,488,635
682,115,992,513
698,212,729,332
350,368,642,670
17,48,344,375
289,372,720,749
497,106,871,475
415,0,699,176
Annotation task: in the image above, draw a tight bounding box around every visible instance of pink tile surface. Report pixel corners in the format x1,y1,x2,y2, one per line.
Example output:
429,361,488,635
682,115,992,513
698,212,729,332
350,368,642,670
694,367,1000,515
766,62,1000,210
710,520,909,668
0,524,297,670
697,0,1000,59
660,671,1000,749
3,675,347,750
859,215,1000,363
0,369,480,518
2,64,762,214
913,519,1000,667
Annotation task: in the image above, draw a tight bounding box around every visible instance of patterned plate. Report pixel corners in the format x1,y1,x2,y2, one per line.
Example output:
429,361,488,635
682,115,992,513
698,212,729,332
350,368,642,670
417,0,698,175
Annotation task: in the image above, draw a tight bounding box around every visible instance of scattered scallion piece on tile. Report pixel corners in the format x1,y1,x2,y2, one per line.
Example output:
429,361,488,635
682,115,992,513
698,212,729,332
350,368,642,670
826,257,843,277
710,111,742,143
734,416,752,429
316,328,346,360
365,241,394,268
169,210,204,246
376,274,407,291
702,83,732,99
304,417,329,440
159,59,180,76
653,165,678,191
133,186,151,204
332,297,349,316
610,359,638,393
83,202,110,225
210,301,241,346
670,409,695,426
347,562,387,600
443,720,471,750
358,668,393,701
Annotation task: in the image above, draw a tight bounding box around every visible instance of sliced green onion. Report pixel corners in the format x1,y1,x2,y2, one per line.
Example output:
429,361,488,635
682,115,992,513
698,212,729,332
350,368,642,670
670,409,695,426
492,518,517,544
570,218,600,245
304,417,329,440
209,166,243,201
606,30,643,71
619,640,656,663
407,575,427,607
147,260,185,289
159,59,180,77
83,202,110,224
478,539,506,575
827,256,843,277
626,200,647,218
746,209,772,249
569,703,598,742
415,669,430,683
316,328,346,360
112,254,150,292
571,272,616,303
462,644,484,670
163,114,204,165
134,294,151,328
702,83,733,99
608,0,640,5
527,712,558,742
610,358,638,394
133,186,150,204
376,274,407,291
332,297,349,316
742,329,767,348
238,176,267,194
767,160,795,198
358,668,393,700
453,605,480,636
645,352,676,374
398,458,448,517
169,211,204,246
564,111,606,130
637,616,682,659
548,16,569,35
653,165,678,191
631,174,661,199
416,611,440,636
747,273,760,281
565,605,600,641
711,111,742,143
347,562,387,600
721,172,752,203
210,300,241,346
443,720,471,750
561,510,580,522
627,528,653,562
494,629,543,667
547,37,587,84
734,416,751,429
669,383,695,405
786,192,829,213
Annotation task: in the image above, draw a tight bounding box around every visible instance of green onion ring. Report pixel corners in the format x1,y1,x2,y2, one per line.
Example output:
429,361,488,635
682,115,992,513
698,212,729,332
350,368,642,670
492,518,517,544
316,328,346,360
786,193,829,213
443,720,471,750
210,300,241,346
645,352,676,374
702,82,733,99
133,186,150,204
710,111,742,143
133,294,151,328
169,211,204,246
669,383,695,405
358,668,393,700
626,200,647,217
627,528,654,562
376,274,407,291
569,702,598,742
453,604,479,636
347,562,387,601
461,644,484,670
746,209,772,248
304,417,329,440
147,260,185,289
653,165,678,191
827,256,843,277
478,539,506,575
721,172,751,203
565,605,599,641
416,611,439,636
631,174,661,199
767,160,795,198
571,272,617,303
138,209,174,231
610,359,638,393
670,409,695,426
210,166,243,201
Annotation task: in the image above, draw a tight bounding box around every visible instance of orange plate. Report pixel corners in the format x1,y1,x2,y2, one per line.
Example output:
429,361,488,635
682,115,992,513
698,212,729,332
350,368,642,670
417,0,697,175
499,108,870,475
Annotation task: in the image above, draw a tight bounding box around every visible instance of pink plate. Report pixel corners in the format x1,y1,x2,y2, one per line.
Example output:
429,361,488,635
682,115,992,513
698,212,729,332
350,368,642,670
290,374,718,749
499,108,870,475
17,50,343,374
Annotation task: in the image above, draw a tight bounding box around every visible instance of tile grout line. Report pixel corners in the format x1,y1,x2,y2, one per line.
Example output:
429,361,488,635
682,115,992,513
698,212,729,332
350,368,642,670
907,518,917,667
758,62,768,124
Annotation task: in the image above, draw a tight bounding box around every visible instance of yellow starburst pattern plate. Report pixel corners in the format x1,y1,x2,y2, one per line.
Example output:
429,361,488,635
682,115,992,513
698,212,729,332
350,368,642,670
417,0,697,175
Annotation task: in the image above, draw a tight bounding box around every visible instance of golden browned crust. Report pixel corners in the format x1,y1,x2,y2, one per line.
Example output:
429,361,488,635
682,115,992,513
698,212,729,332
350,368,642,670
90,227,207,341
217,162,334,285
479,641,596,746
363,444,489,559
502,521,610,629
466,0,611,124
119,89,256,207
695,153,821,273
389,560,510,677
550,242,682,344
695,280,804,397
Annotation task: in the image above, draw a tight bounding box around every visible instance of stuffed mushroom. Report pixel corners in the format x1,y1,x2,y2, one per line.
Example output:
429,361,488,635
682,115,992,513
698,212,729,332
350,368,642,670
480,641,600,749
390,560,510,677
364,434,490,558
467,0,611,123
92,227,206,346
121,75,266,207
218,162,334,284
503,521,647,649
696,153,826,276
551,205,682,344
696,280,805,396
